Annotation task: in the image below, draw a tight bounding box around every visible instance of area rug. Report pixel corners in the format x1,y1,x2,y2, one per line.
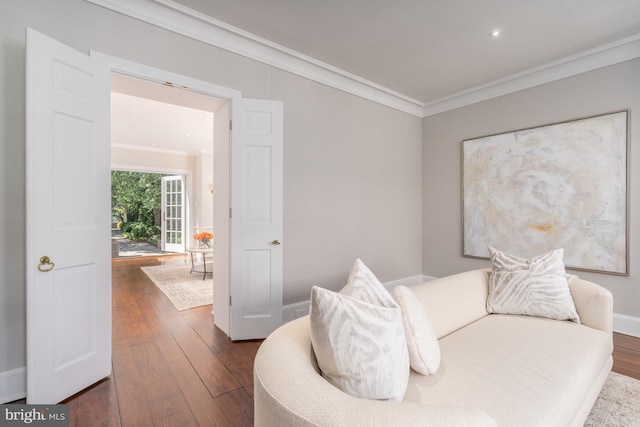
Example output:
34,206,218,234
141,263,213,311
585,371,640,426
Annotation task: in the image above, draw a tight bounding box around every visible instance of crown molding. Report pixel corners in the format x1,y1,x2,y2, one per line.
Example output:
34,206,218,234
84,0,425,117
422,33,640,117
85,0,640,119
111,142,201,157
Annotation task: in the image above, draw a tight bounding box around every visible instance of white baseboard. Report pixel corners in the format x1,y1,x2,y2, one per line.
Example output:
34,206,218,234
383,274,435,292
0,367,26,404
613,313,640,338
282,274,435,323
282,301,310,323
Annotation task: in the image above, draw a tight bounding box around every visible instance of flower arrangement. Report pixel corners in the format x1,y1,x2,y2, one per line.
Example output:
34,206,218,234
194,231,213,248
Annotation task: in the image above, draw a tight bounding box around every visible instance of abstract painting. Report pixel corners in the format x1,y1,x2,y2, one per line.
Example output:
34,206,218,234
462,110,628,274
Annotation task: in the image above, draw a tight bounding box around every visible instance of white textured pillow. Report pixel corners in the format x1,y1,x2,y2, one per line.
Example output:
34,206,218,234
487,247,580,323
391,285,441,375
341,258,397,306
309,286,409,401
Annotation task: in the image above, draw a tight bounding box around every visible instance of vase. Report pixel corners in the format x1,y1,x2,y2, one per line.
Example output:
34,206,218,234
199,238,211,248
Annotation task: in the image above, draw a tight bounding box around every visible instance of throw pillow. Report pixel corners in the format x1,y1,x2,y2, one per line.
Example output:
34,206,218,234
340,258,397,307
487,247,580,323
391,285,441,375
309,286,410,401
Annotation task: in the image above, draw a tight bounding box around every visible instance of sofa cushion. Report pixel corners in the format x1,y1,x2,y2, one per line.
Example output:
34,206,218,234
255,316,498,427
309,286,409,401
487,247,580,322
403,314,612,426
410,269,490,339
391,285,441,375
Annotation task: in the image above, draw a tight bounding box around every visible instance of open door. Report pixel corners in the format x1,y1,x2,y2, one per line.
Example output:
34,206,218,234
230,98,284,340
26,29,111,403
161,175,186,253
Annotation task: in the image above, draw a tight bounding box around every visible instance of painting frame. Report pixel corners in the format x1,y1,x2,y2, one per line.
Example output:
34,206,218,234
462,110,629,275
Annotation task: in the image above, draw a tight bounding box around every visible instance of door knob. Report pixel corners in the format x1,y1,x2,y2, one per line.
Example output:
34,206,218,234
272,240,281,245
38,256,55,272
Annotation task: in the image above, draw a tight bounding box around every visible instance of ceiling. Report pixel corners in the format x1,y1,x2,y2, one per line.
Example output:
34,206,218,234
173,0,640,104
104,0,640,142
111,73,227,154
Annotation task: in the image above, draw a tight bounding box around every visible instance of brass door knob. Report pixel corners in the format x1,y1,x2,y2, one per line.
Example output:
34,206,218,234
272,240,281,245
38,256,55,272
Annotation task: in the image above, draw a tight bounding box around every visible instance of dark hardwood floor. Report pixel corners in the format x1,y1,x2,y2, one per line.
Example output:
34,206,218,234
9,256,640,426
613,332,640,380
69,255,259,427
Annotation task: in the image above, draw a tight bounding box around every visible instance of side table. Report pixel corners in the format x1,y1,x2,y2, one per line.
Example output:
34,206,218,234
187,247,213,280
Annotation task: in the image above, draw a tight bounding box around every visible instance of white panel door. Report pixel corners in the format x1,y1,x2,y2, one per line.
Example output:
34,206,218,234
161,175,186,253
26,29,111,403
230,99,283,340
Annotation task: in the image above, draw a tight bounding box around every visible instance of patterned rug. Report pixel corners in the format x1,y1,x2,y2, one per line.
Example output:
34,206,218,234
141,262,213,311
586,372,640,426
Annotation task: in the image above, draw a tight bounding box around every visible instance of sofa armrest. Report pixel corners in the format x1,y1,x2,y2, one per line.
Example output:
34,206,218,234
255,317,496,427
336,400,496,427
569,277,613,336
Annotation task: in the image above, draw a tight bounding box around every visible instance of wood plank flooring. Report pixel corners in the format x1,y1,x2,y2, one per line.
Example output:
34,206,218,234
613,332,640,380
10,255,640,426
71,255,259,427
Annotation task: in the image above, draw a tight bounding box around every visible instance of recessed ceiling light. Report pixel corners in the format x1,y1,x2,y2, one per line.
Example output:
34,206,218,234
490,29,503,38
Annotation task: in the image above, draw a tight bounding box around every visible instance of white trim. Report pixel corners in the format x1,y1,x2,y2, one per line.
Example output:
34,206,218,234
382,274,434,292
281,274,435,323
0,367,26,404
84,0,423,116
111,163,192,177
422,34,640,117
111,143,199,157
91,51,243,101
613,313,640,338
282,301,310,323
84,0,640,118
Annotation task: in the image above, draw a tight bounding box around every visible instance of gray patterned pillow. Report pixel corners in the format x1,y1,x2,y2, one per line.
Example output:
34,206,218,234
341,258,397,306
309,259,410,401
309,286,409,401
487,247,580,323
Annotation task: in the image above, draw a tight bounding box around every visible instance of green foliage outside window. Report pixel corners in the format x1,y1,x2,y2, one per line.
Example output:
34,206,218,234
111,170,164,243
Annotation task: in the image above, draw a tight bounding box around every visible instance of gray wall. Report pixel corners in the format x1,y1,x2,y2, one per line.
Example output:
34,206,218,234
0,0,423,374
422,58,640,318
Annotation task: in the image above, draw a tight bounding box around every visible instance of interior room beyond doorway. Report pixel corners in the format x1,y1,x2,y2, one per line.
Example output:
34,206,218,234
110,72,226,255
109,73,228,313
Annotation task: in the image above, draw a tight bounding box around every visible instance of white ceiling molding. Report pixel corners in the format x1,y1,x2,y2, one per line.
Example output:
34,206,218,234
85,0,640,118
422,34,640,117
84,0,425,117
111,143,203,157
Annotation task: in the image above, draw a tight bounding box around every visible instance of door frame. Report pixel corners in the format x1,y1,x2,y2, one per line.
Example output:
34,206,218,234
95,52,241,333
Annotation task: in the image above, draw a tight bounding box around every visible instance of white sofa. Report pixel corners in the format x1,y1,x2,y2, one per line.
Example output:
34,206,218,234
254,268,613,426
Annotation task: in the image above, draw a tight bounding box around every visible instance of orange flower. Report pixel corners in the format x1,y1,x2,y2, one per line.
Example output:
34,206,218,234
194,232,213,240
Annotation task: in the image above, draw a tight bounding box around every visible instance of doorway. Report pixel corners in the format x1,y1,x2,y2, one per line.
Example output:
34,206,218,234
27,31,282,403
110,73,226,309
94,52,285,340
